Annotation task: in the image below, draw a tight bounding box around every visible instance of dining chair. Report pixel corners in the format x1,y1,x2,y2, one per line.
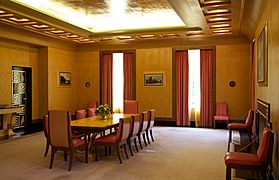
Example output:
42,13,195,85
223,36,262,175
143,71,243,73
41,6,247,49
146,109,155,144
124,100,138,114
227,110,254,151
48,110,88,171
76,109,86,119
225,128,274,180
127,114,141,156
87,108,95,117
43,115,50,156
213,103,229,129
94,117,131,164
137,111,149,149
88,101,98,109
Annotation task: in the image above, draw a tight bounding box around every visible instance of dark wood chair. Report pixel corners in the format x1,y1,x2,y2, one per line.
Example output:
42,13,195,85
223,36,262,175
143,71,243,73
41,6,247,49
227,110,254,151
127,114,141,156
94,117,131,164
225,128,274,180
48,110,88,171
137,111,149,148
146,109,155,144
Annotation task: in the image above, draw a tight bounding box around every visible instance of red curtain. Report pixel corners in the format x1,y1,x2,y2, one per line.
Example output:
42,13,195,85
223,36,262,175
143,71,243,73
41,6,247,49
124,53,133,100
251,41,256,111
101,54,113,106
200,49,213,127
176,51,189,126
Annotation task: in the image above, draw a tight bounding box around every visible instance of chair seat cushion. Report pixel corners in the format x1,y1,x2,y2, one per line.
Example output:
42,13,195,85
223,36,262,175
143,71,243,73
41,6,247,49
228,123,247,130
225,152,261,167
94,134,117,144
214,115,229,121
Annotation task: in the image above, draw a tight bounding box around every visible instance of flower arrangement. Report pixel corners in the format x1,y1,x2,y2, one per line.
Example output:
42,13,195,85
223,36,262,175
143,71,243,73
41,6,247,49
94,104,113,118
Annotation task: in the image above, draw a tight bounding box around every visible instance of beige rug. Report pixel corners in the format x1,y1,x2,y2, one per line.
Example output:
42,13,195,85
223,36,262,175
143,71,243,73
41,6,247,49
0,127,237,180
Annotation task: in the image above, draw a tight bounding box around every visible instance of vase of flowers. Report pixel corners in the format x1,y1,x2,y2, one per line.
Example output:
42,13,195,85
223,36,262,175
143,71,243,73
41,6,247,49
94,104,113,120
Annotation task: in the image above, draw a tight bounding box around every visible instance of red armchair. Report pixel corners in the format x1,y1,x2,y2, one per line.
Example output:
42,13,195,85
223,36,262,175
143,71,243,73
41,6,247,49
225,128,274,180
213,103,229,129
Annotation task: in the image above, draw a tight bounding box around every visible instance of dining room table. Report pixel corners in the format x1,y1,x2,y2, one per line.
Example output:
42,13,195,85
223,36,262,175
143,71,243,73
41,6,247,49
71,113,132,155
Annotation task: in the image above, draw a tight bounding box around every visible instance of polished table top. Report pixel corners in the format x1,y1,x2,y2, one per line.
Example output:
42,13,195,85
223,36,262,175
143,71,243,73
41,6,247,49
71,113,131,129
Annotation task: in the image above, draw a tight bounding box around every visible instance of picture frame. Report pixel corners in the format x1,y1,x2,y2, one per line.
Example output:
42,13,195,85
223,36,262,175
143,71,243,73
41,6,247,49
59,72,71,86
144,73,163,86
257,23,268,86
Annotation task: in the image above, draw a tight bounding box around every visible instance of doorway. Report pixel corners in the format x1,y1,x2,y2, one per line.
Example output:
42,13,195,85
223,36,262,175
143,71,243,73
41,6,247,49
12,66,32,129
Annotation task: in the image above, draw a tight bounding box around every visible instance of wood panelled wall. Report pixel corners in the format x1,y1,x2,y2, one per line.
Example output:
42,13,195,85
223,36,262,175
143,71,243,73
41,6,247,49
254,0,279,177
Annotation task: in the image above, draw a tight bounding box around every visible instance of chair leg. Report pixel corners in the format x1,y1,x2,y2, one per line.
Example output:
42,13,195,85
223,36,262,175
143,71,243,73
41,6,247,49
228,129,232,152
49,148,55,169
64,151,67,161
95,145,98,161
127,139,134,156
150,129,154,142
68,150,73,171
226,167,231,180
115,144,122,164
85,139,88,163
214,121,216,129
146,130,151,144
134,138,139,152
138,135,143,149
123,143,129,159
143,133,147,146
44,140,50,157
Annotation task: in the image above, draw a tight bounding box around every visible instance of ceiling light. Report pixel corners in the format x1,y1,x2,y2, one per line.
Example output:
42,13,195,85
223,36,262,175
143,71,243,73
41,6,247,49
67,34,78,38
32,24,48,29
117,36,133,40
206,9,229,14
208,17,229,21
140,34,155,38
12,0,185,33
210,23,230,28
212,29,231,33
50,30,65,34
0,10,6,14
9,17,29,22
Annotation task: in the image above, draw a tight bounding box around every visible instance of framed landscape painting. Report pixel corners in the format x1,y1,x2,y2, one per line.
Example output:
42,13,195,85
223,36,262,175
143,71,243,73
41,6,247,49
257,23,268,86
144,73,163,86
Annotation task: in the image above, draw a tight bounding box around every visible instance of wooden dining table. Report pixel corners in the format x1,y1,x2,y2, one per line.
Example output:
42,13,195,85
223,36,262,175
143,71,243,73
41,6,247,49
71,113,132,155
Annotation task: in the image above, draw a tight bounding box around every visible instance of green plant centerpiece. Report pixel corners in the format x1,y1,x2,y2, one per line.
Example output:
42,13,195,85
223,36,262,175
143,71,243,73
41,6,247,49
94,104,113,119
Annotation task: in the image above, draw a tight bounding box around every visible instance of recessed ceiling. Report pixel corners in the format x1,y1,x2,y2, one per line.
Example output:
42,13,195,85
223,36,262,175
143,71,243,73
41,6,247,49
0,0,265,44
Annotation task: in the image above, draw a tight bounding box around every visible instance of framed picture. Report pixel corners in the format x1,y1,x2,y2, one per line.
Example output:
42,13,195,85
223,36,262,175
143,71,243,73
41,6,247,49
59,72,71,86
144,73,163,86
257,23,268,86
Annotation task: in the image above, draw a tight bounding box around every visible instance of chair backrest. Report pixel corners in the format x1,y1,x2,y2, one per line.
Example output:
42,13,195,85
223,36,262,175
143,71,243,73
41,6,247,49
116,117,131,142
215,103,228,116
88,101,98,109
87,108,95,117
43,115,48,138
129,114,140,137
124,100,138,114
148,109,155,129
48,110,71,148
257,128,274,162
245,110,254,127
76,109,86,119
141,111,149,132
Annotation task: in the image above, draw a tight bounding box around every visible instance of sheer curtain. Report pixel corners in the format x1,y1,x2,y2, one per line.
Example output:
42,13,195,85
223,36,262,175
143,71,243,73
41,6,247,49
176,50,189,126
101,53,113,106
200,49,213,127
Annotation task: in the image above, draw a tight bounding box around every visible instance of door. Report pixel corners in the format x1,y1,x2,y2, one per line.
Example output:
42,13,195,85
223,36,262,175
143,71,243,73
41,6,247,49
12,66,32,129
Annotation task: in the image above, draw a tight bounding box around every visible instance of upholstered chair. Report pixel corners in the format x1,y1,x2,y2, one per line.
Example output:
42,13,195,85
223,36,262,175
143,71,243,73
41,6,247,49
88,101,98,109
87,108,95,117
94,117,131,164
43,115,50,156
48,110,88,171
146,109,155,144
213,103,229,129
76,109,86,119
124,100,138,114
127,114,141,156
225,128,274,180
137,111,149,149
227,110,254,151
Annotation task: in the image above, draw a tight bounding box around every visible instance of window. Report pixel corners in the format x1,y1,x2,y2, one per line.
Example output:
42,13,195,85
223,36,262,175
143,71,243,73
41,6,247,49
112,53,124,113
